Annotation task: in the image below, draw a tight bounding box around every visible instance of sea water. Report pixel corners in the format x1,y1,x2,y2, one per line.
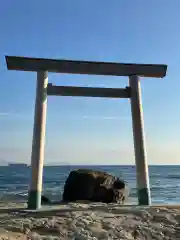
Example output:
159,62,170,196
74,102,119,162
0,165,179,204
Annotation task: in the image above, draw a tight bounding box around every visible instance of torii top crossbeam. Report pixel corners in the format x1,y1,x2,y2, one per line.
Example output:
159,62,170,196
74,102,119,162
6,56,167,78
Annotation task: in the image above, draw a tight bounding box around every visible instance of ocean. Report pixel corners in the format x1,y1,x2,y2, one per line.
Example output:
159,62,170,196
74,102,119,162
0,165,179,204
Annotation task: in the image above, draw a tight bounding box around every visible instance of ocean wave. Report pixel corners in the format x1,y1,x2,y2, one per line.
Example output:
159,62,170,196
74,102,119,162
0,188,63,202
166,174,180,179
0,192,27,202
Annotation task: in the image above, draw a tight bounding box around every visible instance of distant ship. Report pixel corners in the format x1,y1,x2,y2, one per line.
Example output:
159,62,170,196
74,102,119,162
8,163,29,167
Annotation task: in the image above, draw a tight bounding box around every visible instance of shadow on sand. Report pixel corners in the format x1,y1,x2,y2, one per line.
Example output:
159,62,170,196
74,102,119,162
0,201,155,219
0,200,177,219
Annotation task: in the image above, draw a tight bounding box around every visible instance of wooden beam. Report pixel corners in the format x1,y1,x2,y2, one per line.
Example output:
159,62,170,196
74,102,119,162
47,84,131,98
5,56,167,78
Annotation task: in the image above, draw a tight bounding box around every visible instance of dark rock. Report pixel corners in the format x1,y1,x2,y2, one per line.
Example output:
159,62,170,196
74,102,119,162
41,195,51,205
62,169,128,204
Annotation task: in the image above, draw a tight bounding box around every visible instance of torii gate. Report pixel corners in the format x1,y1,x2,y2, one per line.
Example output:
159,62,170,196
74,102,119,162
5,56,167,209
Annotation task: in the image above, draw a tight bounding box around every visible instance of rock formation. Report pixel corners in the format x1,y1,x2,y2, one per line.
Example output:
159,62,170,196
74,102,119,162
41,195,51,205
62,168,128,204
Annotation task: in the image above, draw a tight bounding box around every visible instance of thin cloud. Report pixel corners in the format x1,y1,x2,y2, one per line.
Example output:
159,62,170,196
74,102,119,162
0,112,129,121
82,115,128,120
0,112,21,117
0,112,11,116
0,112,32,119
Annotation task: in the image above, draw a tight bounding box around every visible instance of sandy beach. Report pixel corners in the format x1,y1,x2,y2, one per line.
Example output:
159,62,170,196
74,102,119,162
0,202,180,239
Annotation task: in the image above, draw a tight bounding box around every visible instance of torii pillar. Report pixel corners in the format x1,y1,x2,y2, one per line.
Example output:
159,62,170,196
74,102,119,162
5,55,167,209
28,71,48,209
129,75,151,205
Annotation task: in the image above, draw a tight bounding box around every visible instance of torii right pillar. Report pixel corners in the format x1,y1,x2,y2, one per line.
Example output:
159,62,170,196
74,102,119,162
129,75,151,205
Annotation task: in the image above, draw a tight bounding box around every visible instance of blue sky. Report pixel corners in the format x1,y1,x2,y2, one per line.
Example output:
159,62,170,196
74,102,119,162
0,0,180,165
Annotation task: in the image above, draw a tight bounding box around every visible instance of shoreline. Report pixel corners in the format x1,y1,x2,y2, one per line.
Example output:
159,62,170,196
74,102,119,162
0,202,180,239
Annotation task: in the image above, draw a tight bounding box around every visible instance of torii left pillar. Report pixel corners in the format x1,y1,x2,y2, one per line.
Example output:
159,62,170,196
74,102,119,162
28,71,48,209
